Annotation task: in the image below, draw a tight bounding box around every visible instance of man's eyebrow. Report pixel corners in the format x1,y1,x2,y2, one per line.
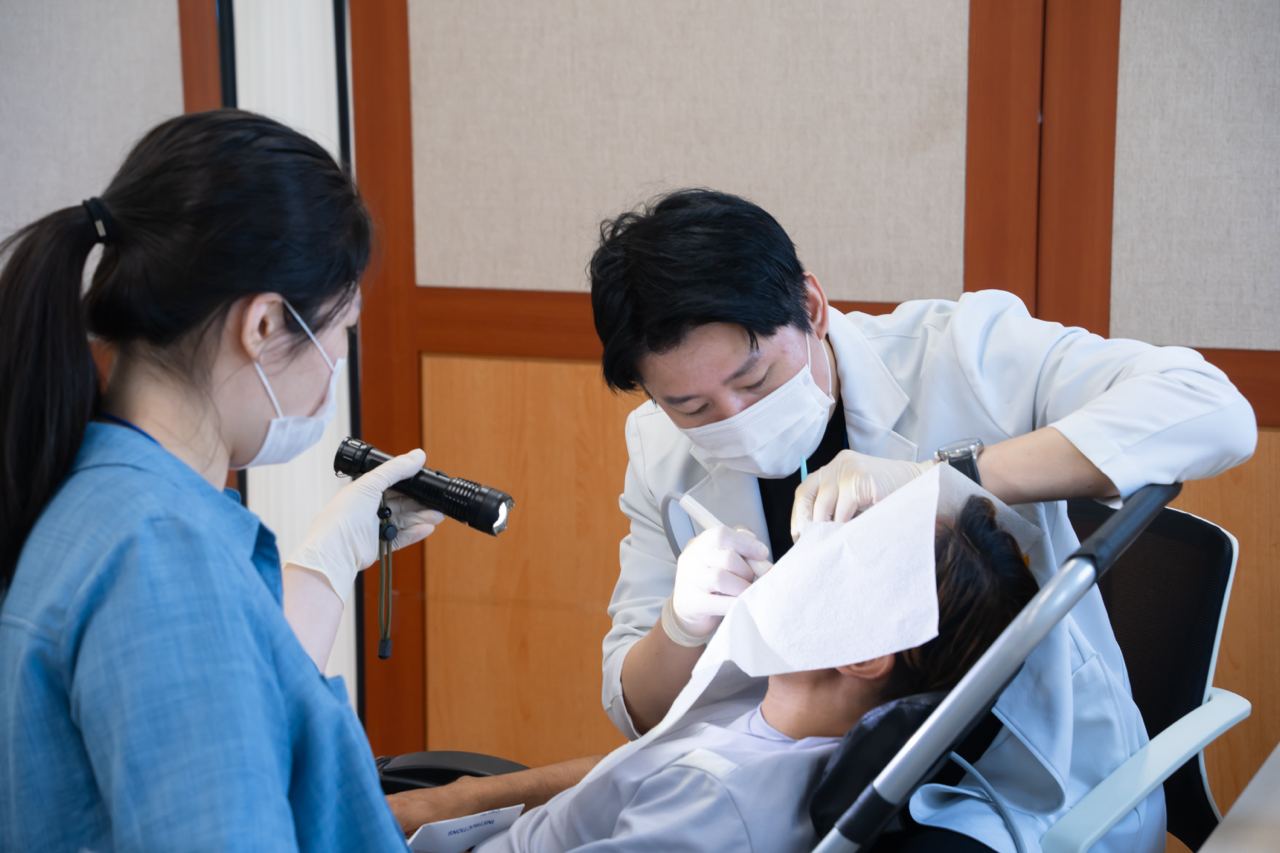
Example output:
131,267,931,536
723,348,762,383
659,349,762,407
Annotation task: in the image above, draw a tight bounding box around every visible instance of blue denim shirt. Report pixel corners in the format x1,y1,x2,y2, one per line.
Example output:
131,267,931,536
0,423,405,851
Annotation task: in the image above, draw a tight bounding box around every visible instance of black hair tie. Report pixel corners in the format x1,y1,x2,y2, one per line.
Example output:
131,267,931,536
81,197,117,245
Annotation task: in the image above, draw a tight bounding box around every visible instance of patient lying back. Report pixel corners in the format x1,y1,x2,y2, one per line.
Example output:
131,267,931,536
466,497,1039,852
389,499,1039,850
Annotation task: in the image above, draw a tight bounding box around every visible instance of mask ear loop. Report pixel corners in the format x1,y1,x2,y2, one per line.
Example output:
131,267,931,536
251,300,334,419
799,333,834,483
252,363,286,418
281,299,337,372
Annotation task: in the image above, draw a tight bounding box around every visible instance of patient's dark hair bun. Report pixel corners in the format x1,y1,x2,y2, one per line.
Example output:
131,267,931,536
892,496,1040,697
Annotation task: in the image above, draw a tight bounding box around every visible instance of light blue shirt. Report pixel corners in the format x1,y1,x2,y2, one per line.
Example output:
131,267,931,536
479,706,839,851
0,422,405,851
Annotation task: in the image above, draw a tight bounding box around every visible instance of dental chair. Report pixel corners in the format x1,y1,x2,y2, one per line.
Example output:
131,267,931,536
811,484,1249,852
380,484,1248,852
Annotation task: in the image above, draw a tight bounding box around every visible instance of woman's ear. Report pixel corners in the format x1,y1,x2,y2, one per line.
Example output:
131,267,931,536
803,272,831,339
835,655,895,682
235,293,285,364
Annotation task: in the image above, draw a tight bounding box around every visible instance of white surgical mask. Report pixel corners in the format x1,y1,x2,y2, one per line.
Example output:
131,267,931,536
680,333,836,478
236,301,344,469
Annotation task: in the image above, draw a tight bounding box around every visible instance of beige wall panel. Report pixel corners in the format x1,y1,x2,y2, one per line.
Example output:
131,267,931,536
0,0,183,239
1173,428,1280,814
1110,1,1280,349
421,354,634,764
408,0,968,302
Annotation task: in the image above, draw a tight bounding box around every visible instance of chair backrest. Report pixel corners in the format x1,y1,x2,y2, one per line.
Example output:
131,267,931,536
810,693,945,837
809,692,1005,841
1067,499,1238,850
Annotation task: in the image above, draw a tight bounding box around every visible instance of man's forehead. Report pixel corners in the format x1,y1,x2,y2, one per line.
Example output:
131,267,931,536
639,324,761,388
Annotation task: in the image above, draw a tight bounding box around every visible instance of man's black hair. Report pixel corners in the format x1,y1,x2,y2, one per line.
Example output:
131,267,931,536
589,188,810,391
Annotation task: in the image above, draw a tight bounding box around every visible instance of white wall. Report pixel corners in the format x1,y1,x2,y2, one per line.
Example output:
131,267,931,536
233,0,361,707
408,0,970,301
0,0,182,238
1110,0,1280,349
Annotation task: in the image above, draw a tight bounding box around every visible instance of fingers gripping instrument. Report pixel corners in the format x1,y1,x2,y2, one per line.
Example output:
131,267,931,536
677,493,772,579
334,437,514,535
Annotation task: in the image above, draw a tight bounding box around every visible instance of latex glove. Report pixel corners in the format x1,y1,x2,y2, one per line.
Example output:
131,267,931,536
287,448,445,603
663,526,772,647
790,449,936,541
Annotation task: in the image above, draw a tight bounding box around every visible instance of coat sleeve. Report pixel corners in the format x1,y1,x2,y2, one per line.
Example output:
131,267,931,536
947,290,1257,496
601,409,685,739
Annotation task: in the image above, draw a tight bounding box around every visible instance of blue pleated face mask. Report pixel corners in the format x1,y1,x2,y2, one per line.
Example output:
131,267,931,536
235,301,343,470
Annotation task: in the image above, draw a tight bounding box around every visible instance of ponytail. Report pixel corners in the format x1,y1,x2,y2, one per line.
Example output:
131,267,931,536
0,109,372,596
0,208,102,590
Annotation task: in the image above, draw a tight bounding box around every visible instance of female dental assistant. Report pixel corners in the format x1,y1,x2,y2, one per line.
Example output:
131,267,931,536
588,189,1257,850
0,110,439,851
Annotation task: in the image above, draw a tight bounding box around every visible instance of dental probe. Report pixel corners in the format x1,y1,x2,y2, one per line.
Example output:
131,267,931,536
676,493,773,579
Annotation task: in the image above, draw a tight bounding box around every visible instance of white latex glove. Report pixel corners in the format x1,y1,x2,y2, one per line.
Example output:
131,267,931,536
663,526,772,647
790,449,936,541
287,448,445,603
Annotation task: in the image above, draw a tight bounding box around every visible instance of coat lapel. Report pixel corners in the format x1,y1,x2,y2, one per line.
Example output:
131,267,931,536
682,466,773,557
827,308,919,461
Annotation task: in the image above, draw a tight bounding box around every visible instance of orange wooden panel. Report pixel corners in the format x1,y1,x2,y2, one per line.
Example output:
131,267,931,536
176,0,221,113
420,355,635,764
1172,428,1280,814
1036,0,1122,335
411,288,602,360
963,0,1045,308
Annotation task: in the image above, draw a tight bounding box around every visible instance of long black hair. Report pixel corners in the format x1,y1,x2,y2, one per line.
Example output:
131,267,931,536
0,109,371,592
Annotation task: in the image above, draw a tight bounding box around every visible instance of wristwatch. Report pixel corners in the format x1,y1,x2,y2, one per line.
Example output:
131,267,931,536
935,438,984,485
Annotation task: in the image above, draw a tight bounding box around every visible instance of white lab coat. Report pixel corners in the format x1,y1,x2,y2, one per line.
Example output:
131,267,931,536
601,290,1256,851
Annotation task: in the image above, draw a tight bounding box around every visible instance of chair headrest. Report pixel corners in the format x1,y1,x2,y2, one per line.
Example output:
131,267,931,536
809,691,946,839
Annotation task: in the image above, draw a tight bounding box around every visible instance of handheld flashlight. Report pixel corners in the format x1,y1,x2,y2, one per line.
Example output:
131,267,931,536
334,437,514,535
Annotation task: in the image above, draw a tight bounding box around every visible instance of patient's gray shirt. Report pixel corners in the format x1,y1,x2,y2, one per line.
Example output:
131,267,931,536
477,707,840,852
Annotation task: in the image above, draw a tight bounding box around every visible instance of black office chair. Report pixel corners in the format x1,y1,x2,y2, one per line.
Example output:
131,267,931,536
812,486,1250,853
1053,499,1244,850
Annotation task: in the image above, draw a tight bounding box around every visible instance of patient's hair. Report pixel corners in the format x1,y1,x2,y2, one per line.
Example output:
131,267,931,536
887,496,1040,698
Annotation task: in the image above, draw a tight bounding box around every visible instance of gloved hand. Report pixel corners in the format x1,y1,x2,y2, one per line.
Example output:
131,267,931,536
287,448,445,603
790,449,936,541
662,526,772,647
